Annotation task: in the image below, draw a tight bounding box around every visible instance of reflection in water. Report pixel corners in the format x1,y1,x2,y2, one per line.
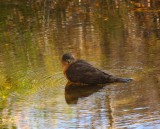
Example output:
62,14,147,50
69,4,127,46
65,83,114,128
65,83,106,104
0,0,160,128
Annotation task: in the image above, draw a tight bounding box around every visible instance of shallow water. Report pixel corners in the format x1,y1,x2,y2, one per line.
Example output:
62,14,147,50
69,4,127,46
0,0,160,129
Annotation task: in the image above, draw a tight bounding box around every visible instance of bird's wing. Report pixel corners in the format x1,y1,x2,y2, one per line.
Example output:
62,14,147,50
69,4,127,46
66,60,111,84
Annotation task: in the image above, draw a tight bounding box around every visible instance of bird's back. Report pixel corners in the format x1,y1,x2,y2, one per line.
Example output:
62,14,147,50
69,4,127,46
66,60,112,84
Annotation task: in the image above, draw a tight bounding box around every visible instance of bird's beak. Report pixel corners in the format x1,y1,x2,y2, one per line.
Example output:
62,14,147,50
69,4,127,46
67,59,71,64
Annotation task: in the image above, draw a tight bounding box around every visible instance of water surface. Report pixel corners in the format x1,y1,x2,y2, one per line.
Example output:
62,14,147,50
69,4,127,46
0,0,160,129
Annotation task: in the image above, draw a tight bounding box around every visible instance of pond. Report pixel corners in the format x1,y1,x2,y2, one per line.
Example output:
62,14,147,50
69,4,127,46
0,0,160,129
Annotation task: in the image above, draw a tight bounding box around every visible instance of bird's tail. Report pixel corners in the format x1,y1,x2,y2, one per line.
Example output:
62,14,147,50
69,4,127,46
115,77,133,83
108,76,133,83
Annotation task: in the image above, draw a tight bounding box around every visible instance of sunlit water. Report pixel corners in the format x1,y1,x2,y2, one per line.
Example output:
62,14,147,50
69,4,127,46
0,0,160,129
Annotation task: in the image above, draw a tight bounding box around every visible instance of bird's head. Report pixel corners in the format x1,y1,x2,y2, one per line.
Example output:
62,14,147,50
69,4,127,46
62,53,76,66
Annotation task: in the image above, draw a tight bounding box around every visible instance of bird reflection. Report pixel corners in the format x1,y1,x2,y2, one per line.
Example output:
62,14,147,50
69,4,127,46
65,82,114,128
65,82,106,104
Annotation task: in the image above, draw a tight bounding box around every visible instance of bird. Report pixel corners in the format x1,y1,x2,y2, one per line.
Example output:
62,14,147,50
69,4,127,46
62,53,132,85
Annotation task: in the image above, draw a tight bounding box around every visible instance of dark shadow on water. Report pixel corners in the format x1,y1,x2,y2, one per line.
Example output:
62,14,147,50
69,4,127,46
65,82,107,104
65,82,114,128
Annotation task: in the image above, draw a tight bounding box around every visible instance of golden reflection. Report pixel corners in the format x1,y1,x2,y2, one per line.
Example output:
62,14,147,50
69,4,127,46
0,0,160,128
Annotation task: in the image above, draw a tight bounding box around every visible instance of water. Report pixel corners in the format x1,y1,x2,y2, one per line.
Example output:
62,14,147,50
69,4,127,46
0,0,160,129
